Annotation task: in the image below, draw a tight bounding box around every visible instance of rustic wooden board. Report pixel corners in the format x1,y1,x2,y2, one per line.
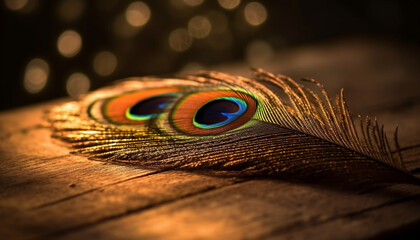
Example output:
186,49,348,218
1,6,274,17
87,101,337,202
1,39,420,240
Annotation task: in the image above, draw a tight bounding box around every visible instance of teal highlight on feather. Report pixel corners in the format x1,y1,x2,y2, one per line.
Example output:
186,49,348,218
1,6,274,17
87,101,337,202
125,93,178,121
193,97,247,129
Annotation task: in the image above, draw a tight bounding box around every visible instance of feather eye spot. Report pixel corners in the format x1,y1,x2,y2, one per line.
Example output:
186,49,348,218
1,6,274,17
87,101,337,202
193,97,247,129
101,87,181,124
126,93,178,121
172,90,257,135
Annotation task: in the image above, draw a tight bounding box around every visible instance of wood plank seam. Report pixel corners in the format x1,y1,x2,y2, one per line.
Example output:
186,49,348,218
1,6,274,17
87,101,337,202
398,143,420,153
40,179,247,239
257,194,420,239
30,168,172,210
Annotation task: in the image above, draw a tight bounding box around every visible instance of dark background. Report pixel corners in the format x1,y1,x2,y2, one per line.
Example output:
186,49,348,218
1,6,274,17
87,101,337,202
1,0,419,110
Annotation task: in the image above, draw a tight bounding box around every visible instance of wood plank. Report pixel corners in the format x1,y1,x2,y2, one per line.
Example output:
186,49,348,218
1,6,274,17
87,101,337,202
0,107,236,240
0,126,154,211
1,171,235,240
0,100,66,139
272,197,420,240
57,180,420,240
1,39,420,240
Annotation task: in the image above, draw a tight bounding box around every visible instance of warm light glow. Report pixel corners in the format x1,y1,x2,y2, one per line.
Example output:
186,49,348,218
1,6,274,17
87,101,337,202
125,1,151,27
24,58,49,94
66,72,90,98
57,30,82,58
57,0,85,22
169,28,193,52
93,51,118,77
183,0,204,7
244,2,267,26
188,16,212,39
4,0,28,10
246,40,273,65
217,0,240,10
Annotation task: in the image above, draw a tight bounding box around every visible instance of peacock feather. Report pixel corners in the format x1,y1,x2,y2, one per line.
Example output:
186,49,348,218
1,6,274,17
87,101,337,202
48,69,416,185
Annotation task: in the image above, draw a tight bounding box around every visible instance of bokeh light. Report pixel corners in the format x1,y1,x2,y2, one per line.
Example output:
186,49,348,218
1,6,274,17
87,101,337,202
244,2,267,26
93,51,118,77
217,0,241,10
188,16,212,39
125,1,151,27
66,72,90,98
4,0,28,11
3,1,418,112
57,0,85,22
169,28,193,52
23,58,49,94
245,40,273,65
183,0,204,7
57,30,82,58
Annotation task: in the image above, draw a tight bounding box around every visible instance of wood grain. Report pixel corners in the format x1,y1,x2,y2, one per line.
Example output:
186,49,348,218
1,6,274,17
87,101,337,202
1,39,419,240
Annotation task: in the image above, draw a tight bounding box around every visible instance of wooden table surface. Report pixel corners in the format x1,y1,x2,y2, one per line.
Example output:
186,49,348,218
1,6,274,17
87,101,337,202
1,39,420,239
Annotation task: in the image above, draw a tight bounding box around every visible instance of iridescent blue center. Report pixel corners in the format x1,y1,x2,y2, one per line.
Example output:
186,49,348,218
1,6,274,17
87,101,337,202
193,97,247,129
126,93,177,121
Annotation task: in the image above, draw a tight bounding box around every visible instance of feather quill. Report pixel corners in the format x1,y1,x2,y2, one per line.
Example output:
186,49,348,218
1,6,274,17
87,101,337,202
48,69,416,185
